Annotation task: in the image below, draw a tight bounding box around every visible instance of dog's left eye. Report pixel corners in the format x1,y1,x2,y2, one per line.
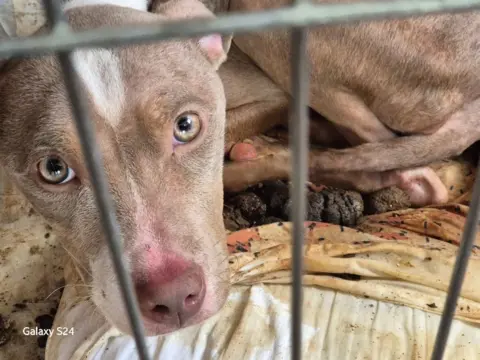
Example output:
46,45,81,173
173,113,202,144
38,156,76,185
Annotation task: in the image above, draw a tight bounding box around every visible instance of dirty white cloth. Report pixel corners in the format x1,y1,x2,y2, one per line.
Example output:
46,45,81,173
47,282,480,360
0,0,45,38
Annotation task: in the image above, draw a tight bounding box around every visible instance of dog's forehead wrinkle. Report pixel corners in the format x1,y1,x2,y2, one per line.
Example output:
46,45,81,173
119,40,219,90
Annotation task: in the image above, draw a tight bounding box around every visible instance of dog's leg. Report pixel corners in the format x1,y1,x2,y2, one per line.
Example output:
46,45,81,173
225,90,480,207
221,79,449,206
221,46,351,160
222,92,453,207
313,89,398,146
224,98,480,207
223,136,448,207
305,99,480,174
225,97,480,205
223,99,452,206
220,44,292,159
224,99,288,156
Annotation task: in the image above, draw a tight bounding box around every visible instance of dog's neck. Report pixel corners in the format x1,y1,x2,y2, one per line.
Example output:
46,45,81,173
62,0,149,11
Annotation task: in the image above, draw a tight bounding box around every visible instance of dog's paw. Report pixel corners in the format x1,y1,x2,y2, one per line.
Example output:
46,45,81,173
397,167,449,207
228,142,258,161
226,136,286,162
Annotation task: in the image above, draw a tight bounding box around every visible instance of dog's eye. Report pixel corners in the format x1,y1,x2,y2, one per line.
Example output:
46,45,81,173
38,156,76,185
173,113,201,143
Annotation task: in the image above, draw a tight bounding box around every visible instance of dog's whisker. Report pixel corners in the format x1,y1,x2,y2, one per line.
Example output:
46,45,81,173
44,283,94,301
60,244,93,278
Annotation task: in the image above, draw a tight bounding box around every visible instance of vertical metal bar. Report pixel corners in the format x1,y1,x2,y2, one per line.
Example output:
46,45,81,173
431,160,480,360
289,2,310,360
41,1,150,359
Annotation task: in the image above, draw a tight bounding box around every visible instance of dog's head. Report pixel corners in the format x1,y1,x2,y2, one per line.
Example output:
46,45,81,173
0,0,232,335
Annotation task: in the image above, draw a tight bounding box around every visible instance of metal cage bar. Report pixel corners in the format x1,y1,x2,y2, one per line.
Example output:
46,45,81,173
1,0,479,359
289,0,310,357
431,161,480,359
3,0,480,57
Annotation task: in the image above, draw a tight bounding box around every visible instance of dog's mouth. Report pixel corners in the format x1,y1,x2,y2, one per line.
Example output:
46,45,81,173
139,307,208,335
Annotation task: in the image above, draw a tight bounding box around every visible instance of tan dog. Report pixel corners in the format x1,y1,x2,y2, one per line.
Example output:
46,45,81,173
0,0,479,338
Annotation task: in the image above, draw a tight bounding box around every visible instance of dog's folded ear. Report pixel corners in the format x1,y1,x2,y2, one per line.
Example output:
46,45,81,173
151,0,232,69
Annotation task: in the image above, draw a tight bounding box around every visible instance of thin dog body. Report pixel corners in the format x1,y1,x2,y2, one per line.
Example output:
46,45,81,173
0,0,479,338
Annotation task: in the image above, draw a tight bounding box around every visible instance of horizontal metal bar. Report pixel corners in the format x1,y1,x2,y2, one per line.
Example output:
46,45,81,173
41,0,151,359
2,0,480,58
430,159,480,360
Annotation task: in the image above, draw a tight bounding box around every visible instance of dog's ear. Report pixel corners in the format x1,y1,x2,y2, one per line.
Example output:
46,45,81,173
151,0,232,69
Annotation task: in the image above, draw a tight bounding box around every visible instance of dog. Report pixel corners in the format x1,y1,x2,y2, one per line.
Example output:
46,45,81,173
0,0,479,338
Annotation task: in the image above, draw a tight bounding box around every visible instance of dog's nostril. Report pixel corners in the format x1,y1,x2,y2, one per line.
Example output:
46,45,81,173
152,305,170,315
185,294,198,306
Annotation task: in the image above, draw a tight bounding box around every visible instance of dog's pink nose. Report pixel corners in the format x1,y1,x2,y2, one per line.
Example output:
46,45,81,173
135,260,206,327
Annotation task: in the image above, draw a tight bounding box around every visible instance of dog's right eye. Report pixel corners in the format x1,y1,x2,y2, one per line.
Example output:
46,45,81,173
173,113,202,144
38,156,76,185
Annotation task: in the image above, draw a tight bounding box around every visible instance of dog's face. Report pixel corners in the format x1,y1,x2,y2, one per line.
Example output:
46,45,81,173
0,1,232,335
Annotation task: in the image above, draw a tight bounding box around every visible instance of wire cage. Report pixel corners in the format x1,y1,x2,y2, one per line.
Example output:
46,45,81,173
1,1,480,359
